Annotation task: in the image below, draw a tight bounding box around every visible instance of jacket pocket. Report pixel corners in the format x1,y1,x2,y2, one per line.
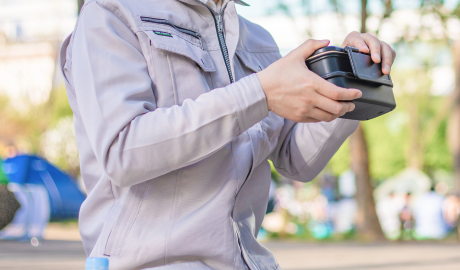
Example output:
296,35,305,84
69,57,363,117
143,27,216,105
141,17,203,47
144,27,215,72
104,181,149,257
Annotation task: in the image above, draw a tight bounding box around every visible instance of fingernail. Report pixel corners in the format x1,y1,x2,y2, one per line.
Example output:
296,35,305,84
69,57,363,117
356,91,362,98
373,53,381,62
384,64,391,73
349,103,356,112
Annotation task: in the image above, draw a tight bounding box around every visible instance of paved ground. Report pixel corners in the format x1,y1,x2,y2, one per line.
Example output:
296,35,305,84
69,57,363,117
0,240,459,270
264,241,460,270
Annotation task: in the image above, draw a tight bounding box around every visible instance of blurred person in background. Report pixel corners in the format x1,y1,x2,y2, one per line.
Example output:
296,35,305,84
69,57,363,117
399,193,414,240
413,186,448,239
334,170,357,234
376,192,405,239
442,193,460,239
60,0,395,268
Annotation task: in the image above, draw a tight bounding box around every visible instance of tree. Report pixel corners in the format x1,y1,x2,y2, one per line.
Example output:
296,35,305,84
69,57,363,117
448,42,460,192
348,0,386,241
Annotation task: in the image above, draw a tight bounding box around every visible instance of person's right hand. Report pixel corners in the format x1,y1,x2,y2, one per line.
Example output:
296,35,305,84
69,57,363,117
256,39,362,123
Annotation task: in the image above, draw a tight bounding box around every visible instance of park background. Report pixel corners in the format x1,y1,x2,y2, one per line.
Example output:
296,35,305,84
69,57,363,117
1,0,460,269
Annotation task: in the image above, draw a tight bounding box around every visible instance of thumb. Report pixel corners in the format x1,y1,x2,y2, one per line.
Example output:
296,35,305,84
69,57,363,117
294,39,330,60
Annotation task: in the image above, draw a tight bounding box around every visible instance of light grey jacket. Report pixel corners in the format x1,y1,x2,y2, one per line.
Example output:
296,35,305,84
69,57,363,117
60,0,358,269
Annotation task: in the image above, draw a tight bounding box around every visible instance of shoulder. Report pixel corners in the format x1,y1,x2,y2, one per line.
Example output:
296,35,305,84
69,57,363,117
237,15,279,53
81,0,170,31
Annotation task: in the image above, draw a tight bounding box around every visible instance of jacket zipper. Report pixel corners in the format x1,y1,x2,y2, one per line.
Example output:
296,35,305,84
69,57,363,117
199,2,234,83
140,16,203,49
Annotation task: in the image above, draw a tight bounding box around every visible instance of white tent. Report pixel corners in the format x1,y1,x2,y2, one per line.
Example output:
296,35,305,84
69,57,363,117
374,168,432,201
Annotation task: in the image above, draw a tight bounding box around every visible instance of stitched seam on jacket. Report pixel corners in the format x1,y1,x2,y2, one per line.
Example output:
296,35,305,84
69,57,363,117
108,182,150,256
165,169,182,264
104,186,135,256
118,181,150,256
101,180,117,256
144,31,158,106
166,54,179,105
229,140,243,269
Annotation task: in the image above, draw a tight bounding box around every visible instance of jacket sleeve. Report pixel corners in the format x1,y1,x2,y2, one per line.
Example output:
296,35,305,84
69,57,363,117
270,119,359,182
69,2,268,187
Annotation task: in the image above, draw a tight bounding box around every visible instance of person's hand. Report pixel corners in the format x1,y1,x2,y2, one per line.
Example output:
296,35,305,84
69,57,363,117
257,39,362,123
342,31,396,75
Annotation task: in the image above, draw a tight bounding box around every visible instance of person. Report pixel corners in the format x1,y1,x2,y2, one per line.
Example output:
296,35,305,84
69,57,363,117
60,0,396,268
442,193,460,239
413,186,448,239
399,193,414,240
376,192,405,239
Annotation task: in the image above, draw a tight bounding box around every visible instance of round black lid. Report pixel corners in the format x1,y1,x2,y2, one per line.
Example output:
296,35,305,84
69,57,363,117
310,46,345,57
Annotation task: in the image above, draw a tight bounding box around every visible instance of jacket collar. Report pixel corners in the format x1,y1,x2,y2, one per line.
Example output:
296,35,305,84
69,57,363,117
234,0,249,6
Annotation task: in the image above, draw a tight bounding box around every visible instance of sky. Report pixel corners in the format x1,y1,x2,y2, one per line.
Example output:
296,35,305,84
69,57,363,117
0,0,457,98
236,0,460,18
236,0,458,96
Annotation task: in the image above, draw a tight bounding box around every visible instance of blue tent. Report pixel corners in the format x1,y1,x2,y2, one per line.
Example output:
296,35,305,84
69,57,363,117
2,155,86,220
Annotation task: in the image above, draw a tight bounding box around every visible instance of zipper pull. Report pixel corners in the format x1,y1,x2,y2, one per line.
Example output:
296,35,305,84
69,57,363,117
217,14,224,33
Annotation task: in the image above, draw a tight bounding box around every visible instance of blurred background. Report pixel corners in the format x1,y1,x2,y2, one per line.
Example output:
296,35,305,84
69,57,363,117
1,0,460,269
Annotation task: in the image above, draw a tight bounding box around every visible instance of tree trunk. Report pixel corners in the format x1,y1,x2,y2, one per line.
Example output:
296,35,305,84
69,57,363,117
360,0,367,34
448,42,460,193
350,125,386,240
349,0,386,241
77,0,85,14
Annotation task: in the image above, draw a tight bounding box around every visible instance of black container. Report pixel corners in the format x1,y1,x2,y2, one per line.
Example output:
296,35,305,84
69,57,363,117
305,46,396,121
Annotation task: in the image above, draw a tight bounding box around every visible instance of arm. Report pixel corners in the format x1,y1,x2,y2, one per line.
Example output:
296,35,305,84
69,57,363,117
70,3,367,188
270,119,358,182
70,3,268,187
268,32,396,182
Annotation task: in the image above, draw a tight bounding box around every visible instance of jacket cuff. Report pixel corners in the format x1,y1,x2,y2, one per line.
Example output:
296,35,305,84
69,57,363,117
227,74,269,133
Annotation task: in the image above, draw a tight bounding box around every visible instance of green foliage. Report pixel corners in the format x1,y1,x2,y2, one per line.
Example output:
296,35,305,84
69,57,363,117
327,138,350,177
0,84,73,158
268,160,281,182
49,85,74,123
364,105,407,181
424,119,452,172
327,93,452,182
0,160,8,185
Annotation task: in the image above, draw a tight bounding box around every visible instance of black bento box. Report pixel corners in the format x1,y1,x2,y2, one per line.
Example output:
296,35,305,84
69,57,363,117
305,46,396,121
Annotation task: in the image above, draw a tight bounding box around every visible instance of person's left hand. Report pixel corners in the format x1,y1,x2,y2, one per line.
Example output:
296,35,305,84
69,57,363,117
342,31,396,75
